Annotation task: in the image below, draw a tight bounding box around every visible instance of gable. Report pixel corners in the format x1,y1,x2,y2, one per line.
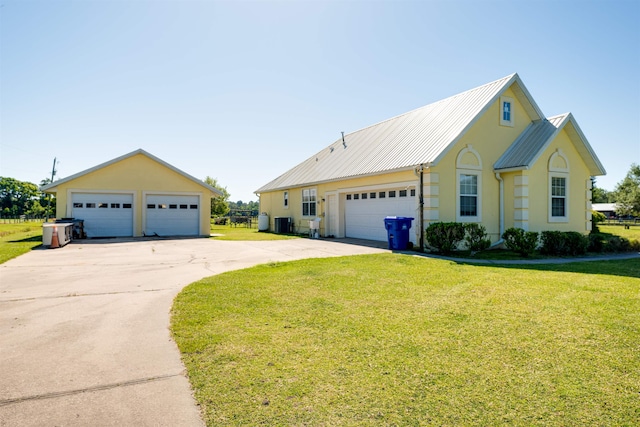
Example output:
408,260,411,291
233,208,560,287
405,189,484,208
42,149,221,195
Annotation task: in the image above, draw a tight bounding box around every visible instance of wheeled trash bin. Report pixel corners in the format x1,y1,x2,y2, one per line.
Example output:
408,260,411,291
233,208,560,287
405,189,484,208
383,216,414,250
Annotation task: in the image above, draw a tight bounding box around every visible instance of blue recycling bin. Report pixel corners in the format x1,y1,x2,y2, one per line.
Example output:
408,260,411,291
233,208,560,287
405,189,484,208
384,216,414,250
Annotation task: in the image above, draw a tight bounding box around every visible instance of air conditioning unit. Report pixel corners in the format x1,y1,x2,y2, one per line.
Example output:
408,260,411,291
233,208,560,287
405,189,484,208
273,217,291,234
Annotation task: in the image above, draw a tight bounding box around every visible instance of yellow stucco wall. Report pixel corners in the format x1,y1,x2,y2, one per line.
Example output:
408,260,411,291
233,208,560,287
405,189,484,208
50,153,213,236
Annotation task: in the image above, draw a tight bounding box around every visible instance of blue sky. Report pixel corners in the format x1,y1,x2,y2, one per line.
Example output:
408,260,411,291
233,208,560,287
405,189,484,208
1,0,638,203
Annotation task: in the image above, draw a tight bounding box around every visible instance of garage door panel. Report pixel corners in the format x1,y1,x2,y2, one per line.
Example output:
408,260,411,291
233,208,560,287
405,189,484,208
72,193,133,238
145,195,199,236
345,190,416,243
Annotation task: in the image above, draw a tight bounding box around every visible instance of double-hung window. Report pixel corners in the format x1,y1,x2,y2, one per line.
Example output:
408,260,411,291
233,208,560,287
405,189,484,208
459,174,478,217
302,189,317,216
500,96,514,127
551,177,566,217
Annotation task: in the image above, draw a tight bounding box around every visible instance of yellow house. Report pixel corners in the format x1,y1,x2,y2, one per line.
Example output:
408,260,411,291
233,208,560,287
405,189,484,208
41,149,221,238
255,73,606,248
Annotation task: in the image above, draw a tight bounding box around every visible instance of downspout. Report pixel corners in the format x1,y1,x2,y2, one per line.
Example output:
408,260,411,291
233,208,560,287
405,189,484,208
492,172,504,248
414,164,427,252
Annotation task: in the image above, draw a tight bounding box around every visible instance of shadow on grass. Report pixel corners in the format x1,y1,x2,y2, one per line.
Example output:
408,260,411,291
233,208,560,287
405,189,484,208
10,235,43,243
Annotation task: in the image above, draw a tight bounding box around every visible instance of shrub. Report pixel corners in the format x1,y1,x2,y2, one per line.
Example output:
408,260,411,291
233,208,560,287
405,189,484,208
588,233,605,253
464,223,491,252
541,231,588,256
502,228,538,257
425,222,466,254
591,210,606,233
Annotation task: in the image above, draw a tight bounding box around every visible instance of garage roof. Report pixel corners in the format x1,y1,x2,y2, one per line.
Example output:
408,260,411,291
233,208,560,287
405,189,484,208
41,149,222,196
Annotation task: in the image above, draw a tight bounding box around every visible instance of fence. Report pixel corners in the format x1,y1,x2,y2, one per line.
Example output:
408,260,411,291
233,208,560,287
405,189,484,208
0,216,47,224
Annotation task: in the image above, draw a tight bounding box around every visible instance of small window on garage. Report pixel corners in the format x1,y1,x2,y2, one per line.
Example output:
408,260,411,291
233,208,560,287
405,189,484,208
86,203,96,208
399,190,407,197
123,203,132,209
180,204,187,209
111,203,120,208
379,191,386,198
99,203,108,208
411,189,416,197
190,204,198,209
354,194,359,200
389,191,396,198
361,193,367,199
346,194,352,200
370,192,376,199
169,204,177,209
73,203,83,208
158,204,167,209
147,204,155,209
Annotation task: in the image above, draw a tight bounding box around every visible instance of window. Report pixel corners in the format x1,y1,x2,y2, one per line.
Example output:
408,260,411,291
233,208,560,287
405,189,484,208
410,189,416,197
399,190,407,197
346,194,352,200
123,203,132,209
379,191,386,198
86,203,95,208
389,191,396,198
370,192,376,199
284,191,289,208
98,203,108,208
73,203,83,208
158,204,167,209
500,96,514,127
180,204,187,209
551,177,566,217
302,189,317,216
353,193,359,200
169,204,177,209
361,193,367,199
459,174,478,217
111,203,120,209
190,204,198,209
147,204,155,209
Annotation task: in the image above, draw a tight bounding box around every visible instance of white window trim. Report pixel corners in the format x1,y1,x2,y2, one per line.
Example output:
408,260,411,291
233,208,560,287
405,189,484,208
500,96,514,127
302,188,317,217
456,169,482,223
548,172,569,223
283,191,289,209
548,150,570,223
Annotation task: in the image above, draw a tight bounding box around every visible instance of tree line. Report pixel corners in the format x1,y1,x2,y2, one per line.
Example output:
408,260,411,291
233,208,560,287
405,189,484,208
2,164,638,219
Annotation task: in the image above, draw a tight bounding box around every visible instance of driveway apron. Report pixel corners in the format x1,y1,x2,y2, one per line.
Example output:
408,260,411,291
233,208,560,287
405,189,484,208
0,238,386,426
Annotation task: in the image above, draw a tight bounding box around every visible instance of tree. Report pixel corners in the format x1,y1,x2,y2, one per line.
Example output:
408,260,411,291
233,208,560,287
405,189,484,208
0,177,40,216
591,178,612,203
204,176,230,217
613,163,640,217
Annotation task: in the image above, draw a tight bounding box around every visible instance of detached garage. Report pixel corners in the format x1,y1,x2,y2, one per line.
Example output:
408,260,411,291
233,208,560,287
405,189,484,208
41,149,221,238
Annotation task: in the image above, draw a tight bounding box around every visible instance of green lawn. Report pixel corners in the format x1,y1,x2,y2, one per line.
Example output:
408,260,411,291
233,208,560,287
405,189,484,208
171,254,640,426
598,224,640,241
0,221,45,264
210,223,299,241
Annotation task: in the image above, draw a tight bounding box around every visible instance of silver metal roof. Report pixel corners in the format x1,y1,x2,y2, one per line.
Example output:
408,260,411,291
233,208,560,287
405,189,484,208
494,113,606,176
256,73,604,194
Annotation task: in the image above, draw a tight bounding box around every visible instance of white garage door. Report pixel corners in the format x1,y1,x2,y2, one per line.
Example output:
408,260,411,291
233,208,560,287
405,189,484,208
145,195,199,236
345,188,417,243
72,193,134,238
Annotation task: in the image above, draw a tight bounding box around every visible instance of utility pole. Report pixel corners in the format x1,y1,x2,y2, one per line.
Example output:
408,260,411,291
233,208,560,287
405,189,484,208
45,158,57,222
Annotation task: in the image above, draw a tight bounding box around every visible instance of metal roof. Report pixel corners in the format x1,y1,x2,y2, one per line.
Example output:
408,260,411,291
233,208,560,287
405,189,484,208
494,113,606,176
256,73,543,193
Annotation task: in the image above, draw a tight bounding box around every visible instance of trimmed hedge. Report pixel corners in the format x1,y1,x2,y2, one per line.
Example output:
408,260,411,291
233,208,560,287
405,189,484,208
502,228,539,257
425,222,466,254
540,231,588,256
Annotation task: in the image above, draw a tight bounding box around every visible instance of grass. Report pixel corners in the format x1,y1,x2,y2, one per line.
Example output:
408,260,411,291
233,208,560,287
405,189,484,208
598,224,640,241
171,254,640,426
0,221,45,264
210,223,299,241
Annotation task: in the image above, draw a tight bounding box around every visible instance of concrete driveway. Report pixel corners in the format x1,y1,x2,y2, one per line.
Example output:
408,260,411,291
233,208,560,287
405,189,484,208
0,237,386,426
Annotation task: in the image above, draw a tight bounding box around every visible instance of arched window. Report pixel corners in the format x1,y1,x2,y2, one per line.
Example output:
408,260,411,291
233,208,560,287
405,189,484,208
548,149,569,222
456,145,482,222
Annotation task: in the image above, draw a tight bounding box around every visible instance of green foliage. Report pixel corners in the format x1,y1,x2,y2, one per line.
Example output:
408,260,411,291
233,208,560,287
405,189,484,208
464,223,491,252
502,227,539,257
425,222,466,254
204,176,230,217
591,178,613,203
591,210,606,232
540,231,588,256
613,163,640,217
0,177,53,217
